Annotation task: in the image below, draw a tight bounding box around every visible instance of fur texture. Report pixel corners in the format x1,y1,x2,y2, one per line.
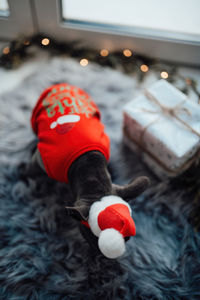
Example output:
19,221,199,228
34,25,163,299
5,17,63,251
98,228,125,259
0,57,200,299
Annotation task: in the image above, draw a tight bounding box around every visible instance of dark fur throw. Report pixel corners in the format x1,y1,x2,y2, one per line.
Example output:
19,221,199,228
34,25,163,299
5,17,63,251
0,58,200,299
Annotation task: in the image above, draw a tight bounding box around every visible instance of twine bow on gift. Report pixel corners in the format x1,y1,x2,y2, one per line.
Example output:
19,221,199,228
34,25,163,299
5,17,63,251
124,89,200,175
142,90,200,140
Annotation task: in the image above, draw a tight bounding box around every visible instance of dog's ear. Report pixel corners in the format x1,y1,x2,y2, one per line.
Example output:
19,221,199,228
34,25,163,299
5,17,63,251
65,205,90,221
112,176,150,201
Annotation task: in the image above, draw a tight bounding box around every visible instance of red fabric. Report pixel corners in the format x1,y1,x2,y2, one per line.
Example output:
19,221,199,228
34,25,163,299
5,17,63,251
31,83,110,183
81,220,90,228
97,204,136,237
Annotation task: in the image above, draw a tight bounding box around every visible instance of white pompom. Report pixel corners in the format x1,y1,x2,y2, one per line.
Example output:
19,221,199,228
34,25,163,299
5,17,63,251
98,228,125,259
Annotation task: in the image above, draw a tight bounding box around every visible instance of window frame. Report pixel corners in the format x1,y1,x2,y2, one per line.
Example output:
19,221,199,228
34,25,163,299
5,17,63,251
1,0,200,66
33,0,200,65
0,0,35,41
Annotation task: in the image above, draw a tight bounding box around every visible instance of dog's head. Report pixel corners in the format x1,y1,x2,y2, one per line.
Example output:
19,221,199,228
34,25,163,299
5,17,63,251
65,176,150,258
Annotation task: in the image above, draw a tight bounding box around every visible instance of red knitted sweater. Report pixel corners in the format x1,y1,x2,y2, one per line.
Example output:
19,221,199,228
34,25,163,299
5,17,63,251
31,83,110,183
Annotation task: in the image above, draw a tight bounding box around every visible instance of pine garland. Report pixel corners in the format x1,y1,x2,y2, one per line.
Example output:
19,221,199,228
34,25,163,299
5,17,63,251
0,34,200,101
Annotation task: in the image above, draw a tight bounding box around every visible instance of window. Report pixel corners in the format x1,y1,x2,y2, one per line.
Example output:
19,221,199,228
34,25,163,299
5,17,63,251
34,0,200,65
61,0,200,42
0,0,200,64
0,0,10,17
0,0,35,40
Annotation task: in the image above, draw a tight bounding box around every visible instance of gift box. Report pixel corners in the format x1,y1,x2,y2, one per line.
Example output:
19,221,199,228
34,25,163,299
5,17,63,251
123,80,200,178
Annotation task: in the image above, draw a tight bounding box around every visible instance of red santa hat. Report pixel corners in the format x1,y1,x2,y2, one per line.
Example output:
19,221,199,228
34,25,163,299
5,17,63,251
88,195,136,259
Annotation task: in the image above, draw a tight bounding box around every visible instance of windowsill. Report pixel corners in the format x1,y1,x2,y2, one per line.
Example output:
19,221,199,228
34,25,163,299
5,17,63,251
62,20,200,44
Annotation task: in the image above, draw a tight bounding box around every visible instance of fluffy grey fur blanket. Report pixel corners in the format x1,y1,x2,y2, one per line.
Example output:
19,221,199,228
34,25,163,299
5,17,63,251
0,58,199,300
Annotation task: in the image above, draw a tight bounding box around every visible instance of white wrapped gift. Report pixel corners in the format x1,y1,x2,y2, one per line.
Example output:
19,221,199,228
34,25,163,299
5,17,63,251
123,80,200,178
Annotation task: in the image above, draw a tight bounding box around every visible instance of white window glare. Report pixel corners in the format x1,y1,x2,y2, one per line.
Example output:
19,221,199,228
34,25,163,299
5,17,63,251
61,0,200,40
0,0,10,17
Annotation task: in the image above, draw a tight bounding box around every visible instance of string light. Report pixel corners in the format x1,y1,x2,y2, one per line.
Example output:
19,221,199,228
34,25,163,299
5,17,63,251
185,78,192,85
100,49,109,57
41,38,50,46
161,71,168,79
123,49,132,57
140,64,149,72
3,46,10,55
24,40,30,46
0,35,198,103
80,58,88,67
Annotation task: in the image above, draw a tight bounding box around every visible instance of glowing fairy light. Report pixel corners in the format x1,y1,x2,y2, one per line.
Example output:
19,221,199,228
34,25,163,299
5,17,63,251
24,40,30,46
3,46,10,55
123,49,132,57
100,49,109,57
161,71,168,79
80,58,88,67
41,38,50,46
185,78,192,85
140,64,149,72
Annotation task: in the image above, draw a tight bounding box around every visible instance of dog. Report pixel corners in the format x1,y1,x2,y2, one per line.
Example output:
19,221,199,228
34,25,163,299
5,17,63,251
29,83,150,258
